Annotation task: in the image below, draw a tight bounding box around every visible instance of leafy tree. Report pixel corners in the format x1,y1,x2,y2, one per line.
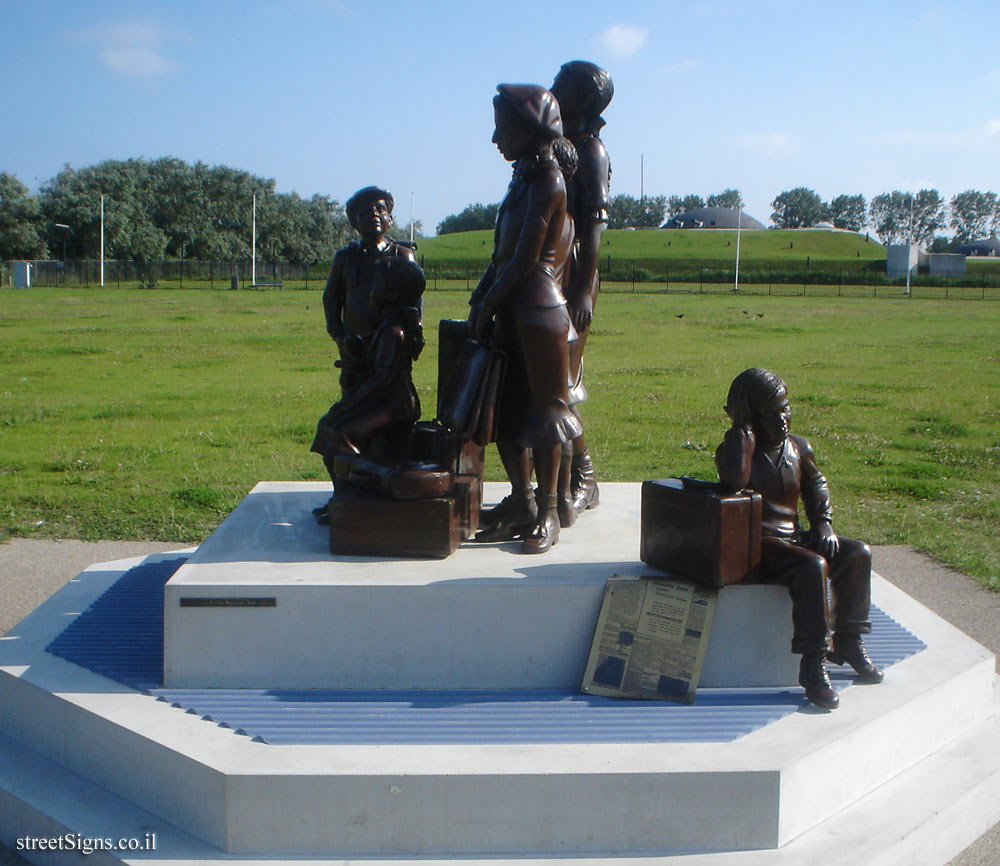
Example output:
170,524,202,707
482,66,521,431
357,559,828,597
929,236,959,253
636,195,667,227
392,219,424,242
200,163,267,260
666,194,705,216
707,188,744,210
40,160,167,264
911,189,947,247
869,191,910,245
436,202,499,235
148,158,213,258
770,187,829,228
950,189,998,243
607,195,634,229
33,157,351,265
0,172,47,259
607,194,667,228
829,194,867,231
869,189,947,247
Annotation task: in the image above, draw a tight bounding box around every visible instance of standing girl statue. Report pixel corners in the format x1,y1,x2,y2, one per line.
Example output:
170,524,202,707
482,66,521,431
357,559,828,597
469,84,580,553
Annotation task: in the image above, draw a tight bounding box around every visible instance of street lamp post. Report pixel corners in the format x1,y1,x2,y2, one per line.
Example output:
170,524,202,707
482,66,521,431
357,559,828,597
55,223,71,285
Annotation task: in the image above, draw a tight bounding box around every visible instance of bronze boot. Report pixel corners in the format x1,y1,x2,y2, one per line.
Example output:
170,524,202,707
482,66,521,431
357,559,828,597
828,633,884,683
799,653,839,710
522,495,560,554
557,448,576,527
475,488,537,542
571,447,600,514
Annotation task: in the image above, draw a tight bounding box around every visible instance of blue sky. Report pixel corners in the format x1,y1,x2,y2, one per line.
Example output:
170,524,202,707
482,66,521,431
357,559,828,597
2,0,998,235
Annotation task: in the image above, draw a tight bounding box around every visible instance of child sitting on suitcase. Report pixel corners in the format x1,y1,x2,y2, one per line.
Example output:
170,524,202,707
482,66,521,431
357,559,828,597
715,368,882,710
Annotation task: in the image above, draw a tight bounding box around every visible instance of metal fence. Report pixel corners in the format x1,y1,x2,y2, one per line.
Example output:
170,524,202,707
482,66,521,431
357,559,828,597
417,262,1000,300
2,259,317,289
596,278,1000,301
6,259,1000,300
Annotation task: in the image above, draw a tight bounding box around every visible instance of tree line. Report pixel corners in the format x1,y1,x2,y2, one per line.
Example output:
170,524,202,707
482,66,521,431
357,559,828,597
5,158,999,261
769,187,1000,247
435,190,746,234
0,159,361,265
436,186,1000,248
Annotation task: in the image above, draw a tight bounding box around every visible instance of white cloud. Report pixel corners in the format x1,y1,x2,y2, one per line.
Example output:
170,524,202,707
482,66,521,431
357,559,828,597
661,58,698,76
596,24,648,59
76,20,185,78
984,119,1000,137
99,45,171,77
733,132,799,156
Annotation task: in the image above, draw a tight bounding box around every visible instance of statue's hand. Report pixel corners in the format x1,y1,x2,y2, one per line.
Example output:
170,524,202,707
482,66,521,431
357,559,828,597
340,334,364,357
812,522,839,560
471,302,492,342
727,403,753,429
570,296,594,333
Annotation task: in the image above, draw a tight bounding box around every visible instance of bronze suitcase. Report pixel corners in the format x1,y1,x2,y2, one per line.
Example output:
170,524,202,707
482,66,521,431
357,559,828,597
329,487,467,559
640,478,762,587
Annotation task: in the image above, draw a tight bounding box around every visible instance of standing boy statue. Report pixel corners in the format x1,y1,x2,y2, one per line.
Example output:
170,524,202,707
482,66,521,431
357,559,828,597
323,186,418,399
549,60,613,516
715,368,883,710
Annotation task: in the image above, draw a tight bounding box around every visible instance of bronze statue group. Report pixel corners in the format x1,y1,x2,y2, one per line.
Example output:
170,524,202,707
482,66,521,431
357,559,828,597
308,61,882,711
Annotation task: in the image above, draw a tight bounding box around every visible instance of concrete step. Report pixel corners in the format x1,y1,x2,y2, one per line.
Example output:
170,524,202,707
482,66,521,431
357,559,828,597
2,709,999,865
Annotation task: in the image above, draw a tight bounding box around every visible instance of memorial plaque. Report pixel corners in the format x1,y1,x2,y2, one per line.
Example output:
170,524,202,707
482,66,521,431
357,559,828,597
179,597,277,608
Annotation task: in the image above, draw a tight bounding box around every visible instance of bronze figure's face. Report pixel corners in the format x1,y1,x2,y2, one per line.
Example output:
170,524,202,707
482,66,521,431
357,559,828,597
355,197,392,239
752,389,791,446
549,70,580,122
492,100,535,162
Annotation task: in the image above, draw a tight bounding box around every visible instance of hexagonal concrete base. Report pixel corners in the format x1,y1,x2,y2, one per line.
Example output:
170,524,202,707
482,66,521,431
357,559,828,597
1,484,998,863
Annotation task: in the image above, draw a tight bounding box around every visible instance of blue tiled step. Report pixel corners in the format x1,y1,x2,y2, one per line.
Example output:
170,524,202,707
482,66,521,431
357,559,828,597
46,555,927,746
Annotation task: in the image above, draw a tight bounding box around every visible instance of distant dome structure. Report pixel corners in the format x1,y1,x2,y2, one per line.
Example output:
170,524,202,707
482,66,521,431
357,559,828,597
956,238,1000,257
662,206,765,230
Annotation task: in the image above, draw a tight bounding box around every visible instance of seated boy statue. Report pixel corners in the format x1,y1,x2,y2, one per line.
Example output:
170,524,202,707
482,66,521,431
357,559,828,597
715,368,882,710
323,186,418,399
312,257,425,494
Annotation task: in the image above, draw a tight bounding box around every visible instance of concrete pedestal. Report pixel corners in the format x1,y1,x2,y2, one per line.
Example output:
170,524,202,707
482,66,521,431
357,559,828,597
1,483,998,864
163,482,798,689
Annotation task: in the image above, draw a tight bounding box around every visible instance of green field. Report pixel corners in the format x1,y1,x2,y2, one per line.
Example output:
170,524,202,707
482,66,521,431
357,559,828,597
420,227,885,264
1,287,998,589
417,228,886,277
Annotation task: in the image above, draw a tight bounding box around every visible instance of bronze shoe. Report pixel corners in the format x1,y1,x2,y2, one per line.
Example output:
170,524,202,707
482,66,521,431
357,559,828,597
570,448,600,514
828,634,884,684
478,488,536,526
521,504,560,554
557,492,577,527
799,653,839,710
474,491,536,542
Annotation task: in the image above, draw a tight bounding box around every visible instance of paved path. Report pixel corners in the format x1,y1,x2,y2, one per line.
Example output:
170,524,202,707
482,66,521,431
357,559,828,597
1,539,997,865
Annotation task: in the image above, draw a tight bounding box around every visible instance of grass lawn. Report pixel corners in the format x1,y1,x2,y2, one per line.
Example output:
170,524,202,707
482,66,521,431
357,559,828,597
417,228,886,275
1,287,997,589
